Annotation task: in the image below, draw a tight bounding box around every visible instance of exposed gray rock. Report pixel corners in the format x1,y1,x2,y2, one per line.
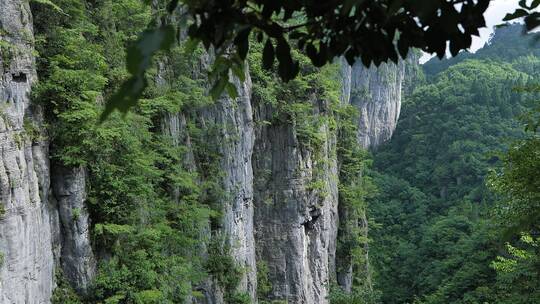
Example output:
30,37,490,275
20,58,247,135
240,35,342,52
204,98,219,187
253,98,339,303
0,0,55,302
337,58,407,293
216,73,257,300
51,165,95,294
0,1,411,300
402,51,424,96
335,204,353,293
194,71,257,303
158,50,257,302
342,61,405,149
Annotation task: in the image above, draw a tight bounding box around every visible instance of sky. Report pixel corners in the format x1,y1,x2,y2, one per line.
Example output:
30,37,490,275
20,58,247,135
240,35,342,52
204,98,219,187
420,0,521,63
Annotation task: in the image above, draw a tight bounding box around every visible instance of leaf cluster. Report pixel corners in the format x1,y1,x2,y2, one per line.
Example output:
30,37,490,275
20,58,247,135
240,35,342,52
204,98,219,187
104,0,499,117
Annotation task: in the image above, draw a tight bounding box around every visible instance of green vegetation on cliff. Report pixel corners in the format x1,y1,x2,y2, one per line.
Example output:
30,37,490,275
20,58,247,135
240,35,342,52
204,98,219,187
31,1,371,303
33,1,213,302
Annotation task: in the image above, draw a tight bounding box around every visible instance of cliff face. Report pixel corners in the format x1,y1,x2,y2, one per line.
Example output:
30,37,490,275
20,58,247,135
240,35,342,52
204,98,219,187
0,0,54,302
0,3,408,302
249,58,406,302
342,61,405,149
0,2,96,302
335,59,406,293
198,73,257,303
252,97,339,303
216,75,257,300
50,165,96,294
157,51,257,303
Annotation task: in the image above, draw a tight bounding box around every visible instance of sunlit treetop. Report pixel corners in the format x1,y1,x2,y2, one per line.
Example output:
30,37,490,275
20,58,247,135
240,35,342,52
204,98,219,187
101,0,540,120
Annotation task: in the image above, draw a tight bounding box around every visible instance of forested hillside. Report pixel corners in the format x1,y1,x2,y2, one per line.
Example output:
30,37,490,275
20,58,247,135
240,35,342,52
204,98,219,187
369,25,540,304
423,24,540,76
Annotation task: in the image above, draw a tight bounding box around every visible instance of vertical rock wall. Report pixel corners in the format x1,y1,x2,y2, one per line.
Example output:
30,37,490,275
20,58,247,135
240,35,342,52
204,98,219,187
215,75,257,300
158,52,257,303
252,98,339,303
196,56,407,303
51,165,96,294
342,61,405,149
0,0,54,302
0,2,97,302
196,73,257,303
336,58,409,294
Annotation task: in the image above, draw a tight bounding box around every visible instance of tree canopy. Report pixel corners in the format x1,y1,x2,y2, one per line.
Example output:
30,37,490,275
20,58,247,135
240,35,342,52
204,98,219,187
368,26,540,304
100,0,540,119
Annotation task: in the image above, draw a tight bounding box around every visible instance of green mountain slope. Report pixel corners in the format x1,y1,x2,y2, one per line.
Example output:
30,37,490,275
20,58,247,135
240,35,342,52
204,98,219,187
369,27,540,304
423,24,540,76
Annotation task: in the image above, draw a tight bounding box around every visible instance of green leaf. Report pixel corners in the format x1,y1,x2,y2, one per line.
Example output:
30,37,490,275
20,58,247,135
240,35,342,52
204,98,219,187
503,9,529,21
276,38,296,80
307,43,327,67
167,0,179,13
262,39,275,70
397,35,409,59
100,77,147,122
275,38,291,66
209,77,228,100
525,13,540,31
225,82,238,99
234,27,251,60
125,26,176,76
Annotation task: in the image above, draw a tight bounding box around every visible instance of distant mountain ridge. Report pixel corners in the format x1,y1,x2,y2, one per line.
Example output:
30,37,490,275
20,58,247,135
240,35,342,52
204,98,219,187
423,24,540,75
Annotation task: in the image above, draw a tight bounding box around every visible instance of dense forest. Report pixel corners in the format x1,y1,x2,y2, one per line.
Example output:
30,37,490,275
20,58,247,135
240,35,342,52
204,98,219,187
370,25,540,304
0,1,539,304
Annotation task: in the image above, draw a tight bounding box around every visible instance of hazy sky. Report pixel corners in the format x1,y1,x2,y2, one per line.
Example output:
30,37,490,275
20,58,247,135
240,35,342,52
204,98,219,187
420,0,521,63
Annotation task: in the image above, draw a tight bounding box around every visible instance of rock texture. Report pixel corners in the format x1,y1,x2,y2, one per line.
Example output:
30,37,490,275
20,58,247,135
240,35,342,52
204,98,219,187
336,58,409,294
0,0,54,302
196,72,257,303
253,98,339,303
158,51,257,303
342,60,405,149
216,75,257,300
187,56,406,304
51,165,96,294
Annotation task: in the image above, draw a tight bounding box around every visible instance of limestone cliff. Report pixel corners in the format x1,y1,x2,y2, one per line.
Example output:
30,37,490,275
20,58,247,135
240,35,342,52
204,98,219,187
0,2,409,301
157,50,257,303
335,58,410,295
195,72,257,304
0,0,54,302
50,165,95,294
342,61,405,149
0,2,96,302
252,96,339,303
